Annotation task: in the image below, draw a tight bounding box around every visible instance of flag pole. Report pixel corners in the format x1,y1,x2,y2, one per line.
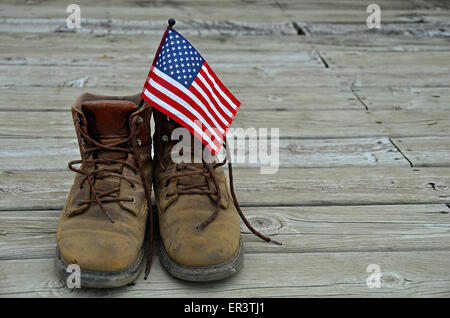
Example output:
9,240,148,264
139,18,176,108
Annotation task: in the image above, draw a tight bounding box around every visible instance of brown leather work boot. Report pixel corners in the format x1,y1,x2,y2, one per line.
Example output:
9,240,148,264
152,110,280,282
55,93,154,288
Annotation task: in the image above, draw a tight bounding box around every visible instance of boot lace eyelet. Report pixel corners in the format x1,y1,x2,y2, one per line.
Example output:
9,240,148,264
129,197,136,204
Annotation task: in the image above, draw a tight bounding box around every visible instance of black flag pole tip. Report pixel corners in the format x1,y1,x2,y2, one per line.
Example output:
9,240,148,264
168,18,176,27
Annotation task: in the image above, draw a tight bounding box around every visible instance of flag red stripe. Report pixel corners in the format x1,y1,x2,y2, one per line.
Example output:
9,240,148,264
147,74,227,134
190,81,231,128
198,68,234,116
142,87,221,154
193,76,233,123
144,77,225,146
151,69,227,133
203,62,240,108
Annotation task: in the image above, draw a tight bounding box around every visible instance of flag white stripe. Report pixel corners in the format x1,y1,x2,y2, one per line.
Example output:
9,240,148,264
142,88,218,152
196,73,234,119
148,78,224,143
153,67,229,132
201,65,238,110
191,81,230,127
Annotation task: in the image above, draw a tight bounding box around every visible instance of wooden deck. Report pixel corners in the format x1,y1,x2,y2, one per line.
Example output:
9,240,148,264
1,0,450,297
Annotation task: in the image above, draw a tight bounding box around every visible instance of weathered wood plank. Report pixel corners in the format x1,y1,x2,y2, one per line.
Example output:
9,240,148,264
323,51,450,67
1,168,449,210
2,63,449,89
298,22,450,38
0,137,407,171
2,0,448,27
0,44,321,67
2,0,443,11
0,33,306,52
1,110,449,139
0,17,297,36
2,204,449,260
354,87,450,111
1,251,450,297
2,32,449,53
0,64,338,89
0,86,362,111
3,0,449,23
305,35,450,52
333,65,450,88
11,17,448,39
392,137,450,167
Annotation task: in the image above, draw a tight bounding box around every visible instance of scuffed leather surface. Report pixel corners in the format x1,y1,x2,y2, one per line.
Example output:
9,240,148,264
153,111,241,267
56,93,153,272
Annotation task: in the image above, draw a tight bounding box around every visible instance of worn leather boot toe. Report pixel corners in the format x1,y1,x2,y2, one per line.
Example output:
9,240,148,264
152,111,279,282
55,93,153,288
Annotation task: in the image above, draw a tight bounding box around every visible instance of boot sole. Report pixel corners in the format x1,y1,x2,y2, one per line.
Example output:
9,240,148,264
54,246,145,288
159,240,244,282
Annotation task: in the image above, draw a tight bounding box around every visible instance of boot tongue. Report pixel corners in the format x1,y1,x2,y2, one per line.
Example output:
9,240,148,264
81,100,138,143
81,100,138,192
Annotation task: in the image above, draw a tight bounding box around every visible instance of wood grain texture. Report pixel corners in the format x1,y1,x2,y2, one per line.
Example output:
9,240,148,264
1,250,450,297
2,204,449,260
354,87,450,111
1,167,449,210
3,31,450,53
0,86,363,111
2,63,450,89
392,137,450,167
2,0,449,23
0,64,337,89
1,110,449,139
1,0,450,298
0,137,407,171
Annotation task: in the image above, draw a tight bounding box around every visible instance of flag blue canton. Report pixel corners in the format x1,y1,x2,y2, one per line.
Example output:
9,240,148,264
154,29,204,89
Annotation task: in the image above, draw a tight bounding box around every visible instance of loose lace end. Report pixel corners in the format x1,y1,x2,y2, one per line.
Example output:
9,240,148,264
105,211,115,223
270,239,282,246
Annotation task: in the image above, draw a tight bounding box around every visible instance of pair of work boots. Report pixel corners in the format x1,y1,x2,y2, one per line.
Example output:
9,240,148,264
55,93,277,288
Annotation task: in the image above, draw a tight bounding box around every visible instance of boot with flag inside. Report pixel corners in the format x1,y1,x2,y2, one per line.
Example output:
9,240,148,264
142,19,281,282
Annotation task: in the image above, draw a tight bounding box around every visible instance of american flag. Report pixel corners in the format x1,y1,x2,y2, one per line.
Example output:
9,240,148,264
141,27,241,155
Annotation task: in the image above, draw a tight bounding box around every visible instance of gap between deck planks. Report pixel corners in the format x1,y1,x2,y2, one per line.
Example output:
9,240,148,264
1,250,450,297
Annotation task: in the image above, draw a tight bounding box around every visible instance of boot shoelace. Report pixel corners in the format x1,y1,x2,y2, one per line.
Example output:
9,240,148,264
70,115,154,279
160,141,282,246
